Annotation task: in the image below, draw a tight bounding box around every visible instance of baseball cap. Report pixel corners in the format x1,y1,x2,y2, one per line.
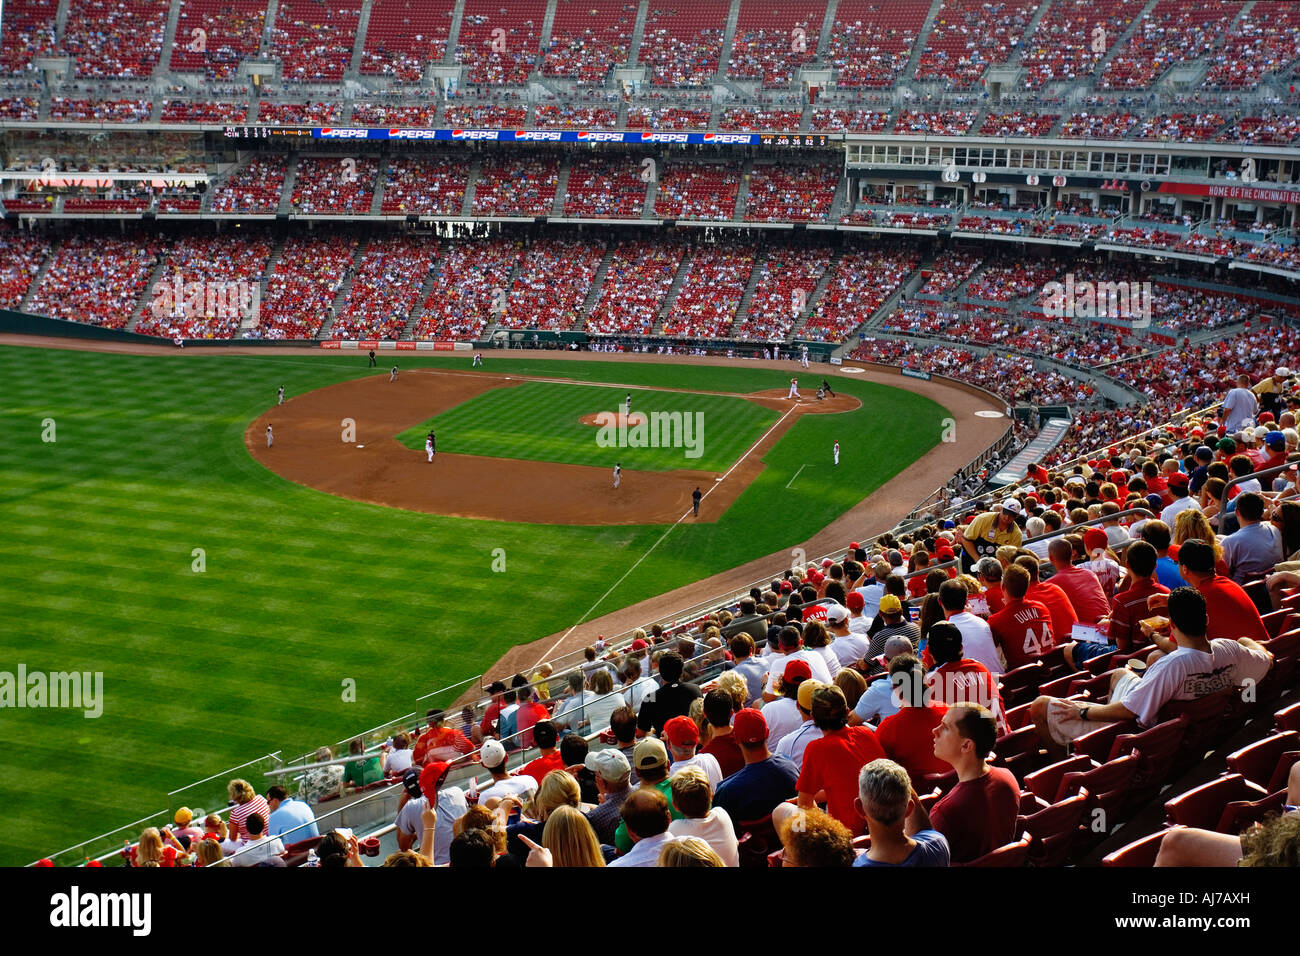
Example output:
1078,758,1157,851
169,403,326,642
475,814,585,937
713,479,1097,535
1217,438,1237,453
780,580,793,593
797,679,823,710
1083,528,1109,556
480,738,507,770
943,519,956,529
630,638,648,651
1177,539,1216,574
825,604,849,624
849,541,861,550
1167,472,1189,487
879,594,903,615
174,807,194,826
633,736,669,771
1258,412,1275,424
783,659,813,683
585,748,631,782
419,761,451,801
1267,430,1286,448
821,558,834,569
846,591,865,612
1002,497,1023,515
1195,445,1213,461
1277,366,1292,379
732,708,768,745
1145,493,1164,511
888,549,903,565
663,715,700,748
401,767,423,799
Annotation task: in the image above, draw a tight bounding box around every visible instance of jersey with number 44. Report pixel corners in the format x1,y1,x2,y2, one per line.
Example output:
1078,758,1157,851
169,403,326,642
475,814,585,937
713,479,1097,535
988,598,1056,670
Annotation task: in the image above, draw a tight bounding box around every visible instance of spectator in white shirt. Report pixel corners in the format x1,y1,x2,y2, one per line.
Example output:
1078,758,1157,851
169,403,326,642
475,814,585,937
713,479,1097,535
774,678,824,770
846,591,873,638
475,738,539,806
940,580,1003,675
664,715,724,790
667,767,739,866
828,602,870,667
621,655,657,714
383,733,415,776
229,812,285,867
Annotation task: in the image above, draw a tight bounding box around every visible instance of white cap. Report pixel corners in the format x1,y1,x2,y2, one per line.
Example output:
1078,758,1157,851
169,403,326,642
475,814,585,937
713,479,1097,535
1001,497,1024,516
480,738,508,770
1277,367,1292,378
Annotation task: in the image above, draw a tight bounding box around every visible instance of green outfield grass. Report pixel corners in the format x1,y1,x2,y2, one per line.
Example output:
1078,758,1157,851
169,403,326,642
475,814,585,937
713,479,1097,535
396,382,779,472
0,346,948,865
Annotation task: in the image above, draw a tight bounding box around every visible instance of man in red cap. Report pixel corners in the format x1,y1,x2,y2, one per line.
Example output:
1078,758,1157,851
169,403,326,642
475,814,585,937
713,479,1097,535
764,658,813,748
664,714,723,790
711,709,800,823
394,760,468,865
1159,471,1200,527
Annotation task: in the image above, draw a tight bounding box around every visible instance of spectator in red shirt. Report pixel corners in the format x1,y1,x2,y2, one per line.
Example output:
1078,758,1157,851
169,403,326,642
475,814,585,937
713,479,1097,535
928,703,1020,863
925,622,1007,733
1046,538,1111,624
521,721,566,783
514,693,552,751
699,689,745,778
413,708,475,766
796,685,886,835
874,655,949,784
1161,539,1269,644
988,563,1055,669
1067,540,1169,667
478,681,508,738
1017,554,1079,643
975,557,1006,615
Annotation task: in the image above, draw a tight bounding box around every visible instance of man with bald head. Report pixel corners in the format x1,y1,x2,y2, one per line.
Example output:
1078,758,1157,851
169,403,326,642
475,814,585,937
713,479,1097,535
1046,538,1110,625
848,636,915,725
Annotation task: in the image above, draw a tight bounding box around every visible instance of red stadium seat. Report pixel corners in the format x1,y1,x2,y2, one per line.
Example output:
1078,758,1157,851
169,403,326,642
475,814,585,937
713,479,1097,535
1102,828,1170,867
1017,790,1088,867
1163,774,1267,831
954,832,1032,867
1275,702,1300,733
1225,732,1300,791
1217,790,1288,834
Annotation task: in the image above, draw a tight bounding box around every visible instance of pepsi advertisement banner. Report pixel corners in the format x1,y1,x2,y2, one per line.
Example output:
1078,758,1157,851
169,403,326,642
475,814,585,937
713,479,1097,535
224,127,832,147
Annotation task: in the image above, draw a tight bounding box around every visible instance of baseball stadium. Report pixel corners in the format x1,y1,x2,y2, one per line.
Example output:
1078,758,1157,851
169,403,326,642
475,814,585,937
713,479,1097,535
2,0,1300,883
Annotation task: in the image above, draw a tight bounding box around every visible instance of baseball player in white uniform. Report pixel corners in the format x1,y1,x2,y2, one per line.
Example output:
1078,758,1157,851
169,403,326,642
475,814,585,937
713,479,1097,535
625,393,632,418
788,377,800,400
426,430,436,463
266,425,273,448
277,385,285,405
473,353,483,367
613,463,621,489
390,365,398,382
834,441,840,466
800,345,809,369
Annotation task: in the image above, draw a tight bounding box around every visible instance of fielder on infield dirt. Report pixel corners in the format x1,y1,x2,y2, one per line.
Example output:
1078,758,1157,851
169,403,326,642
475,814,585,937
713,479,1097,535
426,430,436,462
390,365,398,382
613,463,621,489
266,425,273,448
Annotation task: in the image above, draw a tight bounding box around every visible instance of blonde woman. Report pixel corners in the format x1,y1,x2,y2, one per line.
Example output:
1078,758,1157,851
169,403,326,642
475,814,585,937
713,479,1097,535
1174,509,1226,572
658,835,724,867
498,769,580,865
539,804,605,867
227,779,269,841
194,838,228,867
714,670,749,714
133,827,163,867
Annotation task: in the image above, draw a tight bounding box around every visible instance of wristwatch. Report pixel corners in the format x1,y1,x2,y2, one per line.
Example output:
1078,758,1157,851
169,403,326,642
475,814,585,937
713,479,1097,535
1080,706,1091,721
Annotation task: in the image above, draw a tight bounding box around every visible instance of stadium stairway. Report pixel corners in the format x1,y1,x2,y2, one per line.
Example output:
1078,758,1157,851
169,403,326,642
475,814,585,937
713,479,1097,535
733,157,754,221
627,0,650,66
652,249,695,335
261,0,280,54
401,256,445,339
442,0,468,67
641,169,658,219
551,156,571,217
573,246,617,331
369,158,388,215
461,156,481,217
158,0,183,79
718,0,743,83
903,0,947,81
256,237,287,316
126,256,169,333
18,245,56,314
1005,0,1051,71
317,237,370,339
538,0,558,49
277,153,300,216
728,248,767,337
786,249,840,340
348,0,375,79
55,0,71,38
1093,0,1161,85
816,0,840,60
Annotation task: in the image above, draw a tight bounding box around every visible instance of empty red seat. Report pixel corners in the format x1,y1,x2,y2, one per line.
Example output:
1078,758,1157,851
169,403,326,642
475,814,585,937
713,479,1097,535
1164,773,1267,831
1103,828,1169,867
1226,731,1300,791
1017,791,1088,867
954,832,1032,867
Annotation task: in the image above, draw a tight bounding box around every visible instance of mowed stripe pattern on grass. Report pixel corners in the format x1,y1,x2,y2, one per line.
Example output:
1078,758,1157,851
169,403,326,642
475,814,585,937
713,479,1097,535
396,381,779,473
0,347,947,865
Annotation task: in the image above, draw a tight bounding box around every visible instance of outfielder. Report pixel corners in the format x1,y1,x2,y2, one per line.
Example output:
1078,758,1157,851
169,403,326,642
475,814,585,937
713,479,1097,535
390,365,399,382
613,463,621,489
788,377,800,400
368,349,376,367
426,430,436,463
277,385,285,405
834,441,840,466
473,352,483,367
266,425,273,448
625,393,632,418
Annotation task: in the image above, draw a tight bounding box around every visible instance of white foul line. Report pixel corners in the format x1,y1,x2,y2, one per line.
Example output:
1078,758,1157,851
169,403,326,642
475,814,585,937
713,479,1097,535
785,463,806,489
531,400,803,668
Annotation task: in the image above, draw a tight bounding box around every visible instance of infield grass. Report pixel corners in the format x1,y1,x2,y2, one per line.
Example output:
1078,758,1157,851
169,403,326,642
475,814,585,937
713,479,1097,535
396,382,779,472
0,347,947,865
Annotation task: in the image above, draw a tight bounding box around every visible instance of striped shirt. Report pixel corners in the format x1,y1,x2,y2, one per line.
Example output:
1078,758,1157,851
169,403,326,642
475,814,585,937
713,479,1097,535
228,795,270,840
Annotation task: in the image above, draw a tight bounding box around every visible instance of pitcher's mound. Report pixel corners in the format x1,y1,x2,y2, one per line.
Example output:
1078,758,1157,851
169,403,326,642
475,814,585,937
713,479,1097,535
579,411,649,427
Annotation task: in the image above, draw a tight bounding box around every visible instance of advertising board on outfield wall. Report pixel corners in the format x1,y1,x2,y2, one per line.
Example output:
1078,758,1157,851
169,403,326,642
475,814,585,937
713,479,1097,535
221,127,833,147
319,341,471,351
